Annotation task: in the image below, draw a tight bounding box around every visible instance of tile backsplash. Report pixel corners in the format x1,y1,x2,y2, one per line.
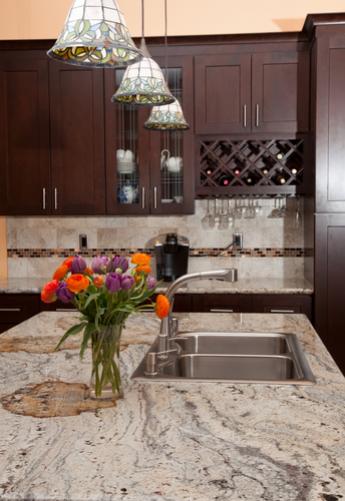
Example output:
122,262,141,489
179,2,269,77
6,198,306,279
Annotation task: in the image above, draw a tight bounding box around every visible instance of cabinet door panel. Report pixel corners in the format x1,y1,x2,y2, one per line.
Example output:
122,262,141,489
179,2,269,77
252,294,312,320
252,51,309,133
193,294,253,313
315,214,345,374
49,62,105,214
0,51,50,214
104,69,150,215
149,55,195,215
195,54,251,134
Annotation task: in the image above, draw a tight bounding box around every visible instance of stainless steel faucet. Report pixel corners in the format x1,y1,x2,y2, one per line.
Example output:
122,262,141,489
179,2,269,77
158,269,238,354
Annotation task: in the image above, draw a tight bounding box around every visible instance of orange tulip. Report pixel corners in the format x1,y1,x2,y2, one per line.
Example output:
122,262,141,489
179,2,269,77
63,256,74,269
66,274,90,294
131,253,151,266
53,264,69,281
155,294,170,319
93,275,104,288
84,267,93,276
41,279,59,304
136,264,152,274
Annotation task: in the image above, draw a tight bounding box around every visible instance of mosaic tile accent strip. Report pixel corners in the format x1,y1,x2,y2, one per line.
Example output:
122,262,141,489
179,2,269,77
7,248,306,259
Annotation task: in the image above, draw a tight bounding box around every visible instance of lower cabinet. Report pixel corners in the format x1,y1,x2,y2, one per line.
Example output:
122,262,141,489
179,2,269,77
188,293,312,320
0,294,41,334
315,214,345,374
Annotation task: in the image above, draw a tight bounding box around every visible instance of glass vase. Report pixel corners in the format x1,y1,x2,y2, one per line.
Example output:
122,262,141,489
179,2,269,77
89,323,124,400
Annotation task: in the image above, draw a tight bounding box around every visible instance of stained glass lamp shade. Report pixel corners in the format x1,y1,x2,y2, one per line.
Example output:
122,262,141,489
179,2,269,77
144,99,189,130
112,39,174,105
47,0,142,68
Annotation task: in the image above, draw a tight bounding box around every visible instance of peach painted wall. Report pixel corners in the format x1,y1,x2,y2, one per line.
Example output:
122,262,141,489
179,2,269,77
0,0,345,40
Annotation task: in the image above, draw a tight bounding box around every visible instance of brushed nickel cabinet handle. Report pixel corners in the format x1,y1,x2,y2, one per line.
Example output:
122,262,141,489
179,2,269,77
141,187,146,210
54,188,58,210
255,104,260,127
243,105,247,128
210,308,234,313
0,308,21,312
270,309,296,314
153,186,158,209
42,188,46,210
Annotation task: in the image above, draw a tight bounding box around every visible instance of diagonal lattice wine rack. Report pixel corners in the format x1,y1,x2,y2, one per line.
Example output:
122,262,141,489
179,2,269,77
197,138,305,196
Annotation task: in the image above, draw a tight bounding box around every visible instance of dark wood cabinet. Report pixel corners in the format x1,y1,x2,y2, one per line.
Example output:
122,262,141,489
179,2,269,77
105,54,195,215
315,214,345,373
194,49,309,135
195,54,251,134
252,294,312,318
252,51,309,133
49,62,105,214
0,51,51,215
0,294,41,334
313,31,345,212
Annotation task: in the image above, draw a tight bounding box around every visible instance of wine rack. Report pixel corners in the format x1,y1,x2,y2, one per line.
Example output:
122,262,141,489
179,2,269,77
196,138,305,197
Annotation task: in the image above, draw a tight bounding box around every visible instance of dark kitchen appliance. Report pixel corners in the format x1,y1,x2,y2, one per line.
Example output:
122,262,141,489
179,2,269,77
154,233,189,282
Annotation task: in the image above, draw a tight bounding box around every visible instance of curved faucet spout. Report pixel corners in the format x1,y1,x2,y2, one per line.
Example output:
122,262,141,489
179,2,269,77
159,269,238,346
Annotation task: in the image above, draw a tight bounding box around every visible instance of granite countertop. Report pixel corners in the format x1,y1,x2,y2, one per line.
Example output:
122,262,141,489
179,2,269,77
0,276,314,295
0,311,344,500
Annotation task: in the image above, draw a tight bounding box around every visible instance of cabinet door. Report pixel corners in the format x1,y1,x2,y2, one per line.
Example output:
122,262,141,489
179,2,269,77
195,54,251,134
252,294,312,320
104,68,150,215
193,294,253,313
314,34,345,212
0,51,51,215
315,214,345,374
49,61,105,214
252,51,309,134
149,55,195,214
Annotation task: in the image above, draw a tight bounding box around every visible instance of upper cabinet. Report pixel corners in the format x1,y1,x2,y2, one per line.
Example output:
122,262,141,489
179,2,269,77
195,48,310,135
195,54,251,134
105,54,195,215
0,51,51,214
49,62,105,214
312,29,345,212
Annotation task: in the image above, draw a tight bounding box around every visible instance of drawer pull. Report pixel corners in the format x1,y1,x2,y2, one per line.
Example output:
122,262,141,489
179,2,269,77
56,308,78,312
210,308,234,313
270,309,296,314
0,307,22,312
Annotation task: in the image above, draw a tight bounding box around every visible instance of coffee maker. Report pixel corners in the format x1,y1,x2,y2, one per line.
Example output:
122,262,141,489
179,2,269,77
153,233,189,282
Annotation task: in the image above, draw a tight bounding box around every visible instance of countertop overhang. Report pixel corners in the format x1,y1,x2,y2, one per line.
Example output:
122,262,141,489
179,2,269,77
0,311,344,500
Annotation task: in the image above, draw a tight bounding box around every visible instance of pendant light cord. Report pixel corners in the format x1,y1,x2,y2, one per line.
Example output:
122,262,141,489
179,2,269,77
142,0,145,38
164,0,168,78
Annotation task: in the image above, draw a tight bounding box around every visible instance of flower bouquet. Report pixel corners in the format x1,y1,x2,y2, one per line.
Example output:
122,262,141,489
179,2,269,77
41,253,169,398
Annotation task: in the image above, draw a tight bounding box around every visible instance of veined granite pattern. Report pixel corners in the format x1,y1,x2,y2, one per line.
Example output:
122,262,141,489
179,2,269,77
0,312,344,500
0,276,314,295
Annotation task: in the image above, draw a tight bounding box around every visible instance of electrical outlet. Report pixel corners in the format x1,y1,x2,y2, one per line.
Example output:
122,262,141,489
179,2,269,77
79,234,88,250
233,233,243,249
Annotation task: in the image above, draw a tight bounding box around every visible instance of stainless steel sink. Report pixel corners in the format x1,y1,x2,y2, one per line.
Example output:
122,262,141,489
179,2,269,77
131,332,316,385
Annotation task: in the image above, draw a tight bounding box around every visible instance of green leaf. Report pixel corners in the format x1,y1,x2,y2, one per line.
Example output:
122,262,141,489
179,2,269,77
55,322,88,351
84,292,101,310
79,323,94,359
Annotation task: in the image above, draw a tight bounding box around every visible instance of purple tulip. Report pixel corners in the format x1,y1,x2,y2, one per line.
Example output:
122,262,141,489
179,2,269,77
71,256,87,274
56,282,75,304
121,274,135,290
105,272,122,293
91,255,110,274
146,276,157,290
107,255,129,273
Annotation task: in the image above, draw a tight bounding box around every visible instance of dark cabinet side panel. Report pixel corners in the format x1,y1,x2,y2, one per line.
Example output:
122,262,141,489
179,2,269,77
315,214,345,374
0,52,50,214
49,62,105,214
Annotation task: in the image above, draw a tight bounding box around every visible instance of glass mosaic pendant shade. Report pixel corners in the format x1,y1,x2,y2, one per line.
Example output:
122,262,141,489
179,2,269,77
144,99,190,130
112,39,174,105
47,0,142,67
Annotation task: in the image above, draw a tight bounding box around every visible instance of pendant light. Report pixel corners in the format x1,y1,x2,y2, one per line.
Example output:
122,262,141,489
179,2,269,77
112,0,174,105
145,0,189,130
47,0,142,68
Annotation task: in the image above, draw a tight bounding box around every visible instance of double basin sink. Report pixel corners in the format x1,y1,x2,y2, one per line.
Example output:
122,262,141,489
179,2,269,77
132,331,315,385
